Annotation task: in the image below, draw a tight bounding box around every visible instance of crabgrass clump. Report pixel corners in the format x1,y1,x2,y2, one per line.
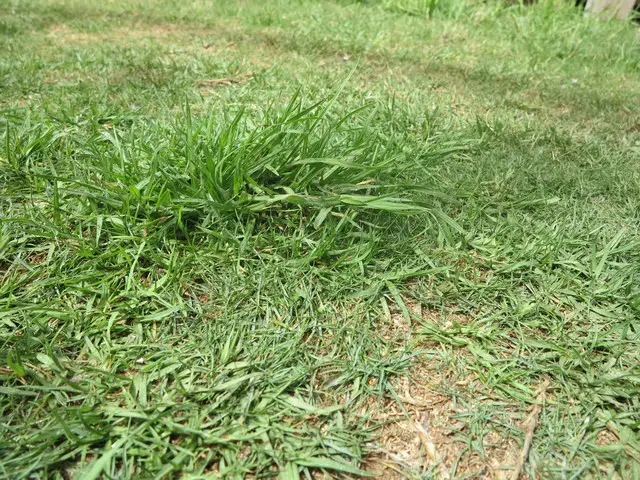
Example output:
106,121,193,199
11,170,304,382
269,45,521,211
3,93,463,237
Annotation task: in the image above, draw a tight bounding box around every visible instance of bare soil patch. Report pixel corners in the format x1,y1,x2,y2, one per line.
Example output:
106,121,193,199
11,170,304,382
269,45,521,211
356,303,528,479
362,356,525,479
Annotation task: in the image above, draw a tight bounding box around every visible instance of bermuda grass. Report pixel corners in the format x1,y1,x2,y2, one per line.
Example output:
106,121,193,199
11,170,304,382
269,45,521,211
1,0,639,478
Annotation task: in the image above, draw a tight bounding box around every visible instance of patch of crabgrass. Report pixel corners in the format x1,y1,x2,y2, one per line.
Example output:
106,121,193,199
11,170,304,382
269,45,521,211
1,0,640,478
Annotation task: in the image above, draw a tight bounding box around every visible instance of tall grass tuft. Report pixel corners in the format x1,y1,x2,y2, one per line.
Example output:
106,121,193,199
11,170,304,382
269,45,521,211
4,94,469,243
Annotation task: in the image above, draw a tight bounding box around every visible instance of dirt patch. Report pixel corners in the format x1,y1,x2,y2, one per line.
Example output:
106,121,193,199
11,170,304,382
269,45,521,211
421,308,475,330
362,357,525,479
354,295,531,480
596,428,618,447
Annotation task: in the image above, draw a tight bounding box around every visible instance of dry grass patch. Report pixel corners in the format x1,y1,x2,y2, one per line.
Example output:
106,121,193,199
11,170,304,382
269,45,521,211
44,22,240,47
356,301,533,479
362,356,526,479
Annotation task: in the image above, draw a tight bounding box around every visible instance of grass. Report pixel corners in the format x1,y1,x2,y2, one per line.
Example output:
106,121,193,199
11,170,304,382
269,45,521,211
1,0,639,478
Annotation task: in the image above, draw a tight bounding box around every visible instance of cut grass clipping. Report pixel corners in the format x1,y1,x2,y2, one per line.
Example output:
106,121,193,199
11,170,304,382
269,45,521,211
0,95,470,478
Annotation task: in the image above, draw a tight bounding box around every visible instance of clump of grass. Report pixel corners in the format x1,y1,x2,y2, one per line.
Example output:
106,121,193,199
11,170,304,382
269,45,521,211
4,93,462,238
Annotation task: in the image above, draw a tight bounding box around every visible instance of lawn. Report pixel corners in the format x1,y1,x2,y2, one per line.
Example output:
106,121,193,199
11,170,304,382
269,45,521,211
1,0,639,478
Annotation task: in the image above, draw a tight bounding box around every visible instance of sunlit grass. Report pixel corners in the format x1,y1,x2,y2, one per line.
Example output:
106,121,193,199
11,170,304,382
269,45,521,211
1,0,639,478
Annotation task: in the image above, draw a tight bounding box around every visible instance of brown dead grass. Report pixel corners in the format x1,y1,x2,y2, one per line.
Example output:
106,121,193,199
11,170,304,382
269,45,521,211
596,428,618,447
361,355,524,479
45,23,238,47
355,302,527,479
197,72,255,91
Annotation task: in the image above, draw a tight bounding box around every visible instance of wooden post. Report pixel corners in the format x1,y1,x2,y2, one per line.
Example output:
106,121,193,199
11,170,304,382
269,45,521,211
585,0,636,19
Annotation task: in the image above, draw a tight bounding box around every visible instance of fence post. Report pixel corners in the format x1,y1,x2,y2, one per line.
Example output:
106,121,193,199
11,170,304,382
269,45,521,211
585,0,636,19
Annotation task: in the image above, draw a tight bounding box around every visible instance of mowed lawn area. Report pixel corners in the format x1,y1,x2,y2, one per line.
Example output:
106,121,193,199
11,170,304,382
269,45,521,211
1,0,639,478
